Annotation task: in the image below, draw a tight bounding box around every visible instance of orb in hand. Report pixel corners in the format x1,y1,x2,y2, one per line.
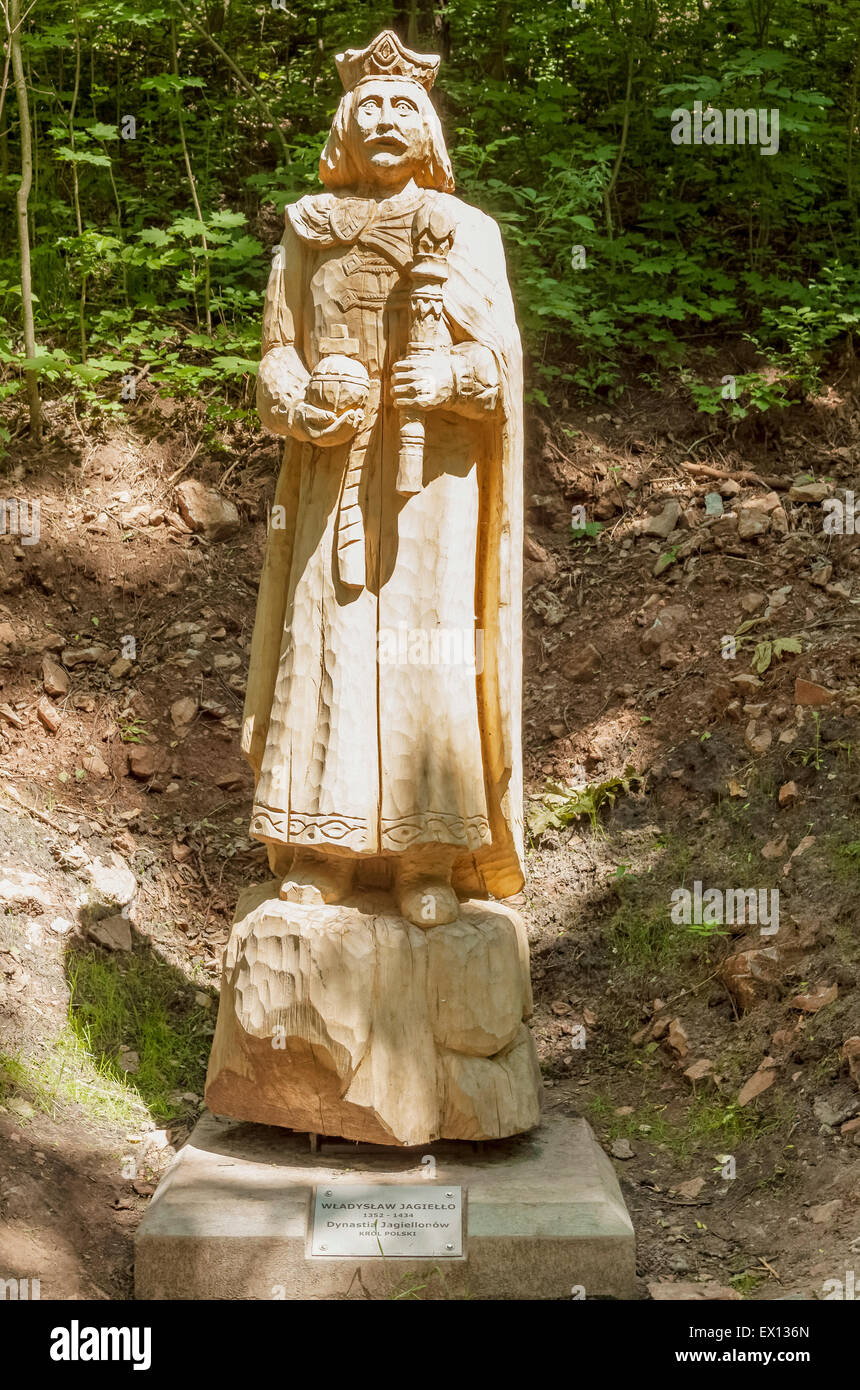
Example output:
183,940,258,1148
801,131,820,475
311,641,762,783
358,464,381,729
307,354,370,417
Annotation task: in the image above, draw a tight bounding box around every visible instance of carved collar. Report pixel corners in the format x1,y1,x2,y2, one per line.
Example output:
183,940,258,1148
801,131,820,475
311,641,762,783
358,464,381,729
287,185,428,268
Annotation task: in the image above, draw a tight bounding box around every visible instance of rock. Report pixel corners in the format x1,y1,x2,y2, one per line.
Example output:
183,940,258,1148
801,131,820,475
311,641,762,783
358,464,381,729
0,703,26,730
89,914,132,951
610,1138,635,1160
808,1199,841,1226
809,563,833,588
645,500,682,538
118,1048,140,1073
41,654,69,697
175,480,240,541
738,1057,778,1106
813,1089,859,1128
744,720,772,756
36,697,62,732
675,1177,705,1200
778,781,799,808
81,852,137,912
841,1117,860,1137
737,507,770,539
789,480,828,503
740,590,766,613
720,947,782,1011
843,1038,860,1088
170,696,197,731
215,770,244,790
794,679,836,707
563,642,602,683
684,1059,714,1084
665,1018,689,1061
704,492,724,516
0,869,52,913
62,644,111,668
81,748,110,779
641,604,687,654
762,836,788,859
730,673,763,694
826,581,851,600
127,743,171,783
109,657,134,680
48,916,73,935
790,982,837,1013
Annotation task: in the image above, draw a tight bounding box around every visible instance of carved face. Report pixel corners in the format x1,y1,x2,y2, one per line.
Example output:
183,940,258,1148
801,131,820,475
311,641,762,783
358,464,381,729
348,79,427,185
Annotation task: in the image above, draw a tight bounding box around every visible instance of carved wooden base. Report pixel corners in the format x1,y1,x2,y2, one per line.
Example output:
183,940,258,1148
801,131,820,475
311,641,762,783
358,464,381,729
205,881,542,1146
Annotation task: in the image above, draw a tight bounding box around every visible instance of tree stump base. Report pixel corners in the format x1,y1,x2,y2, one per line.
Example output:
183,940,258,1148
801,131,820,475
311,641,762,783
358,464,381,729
205,881,542,1146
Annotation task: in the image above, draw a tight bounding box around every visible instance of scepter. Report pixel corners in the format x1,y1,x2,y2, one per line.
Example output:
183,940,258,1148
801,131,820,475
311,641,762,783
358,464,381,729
396,204,456,496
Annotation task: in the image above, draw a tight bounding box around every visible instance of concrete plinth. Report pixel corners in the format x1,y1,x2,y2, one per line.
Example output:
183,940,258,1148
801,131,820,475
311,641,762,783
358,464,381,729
134,1112,635,1300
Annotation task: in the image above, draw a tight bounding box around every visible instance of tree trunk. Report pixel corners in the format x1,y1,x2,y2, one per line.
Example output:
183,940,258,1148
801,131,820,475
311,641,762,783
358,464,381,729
10,0,41,441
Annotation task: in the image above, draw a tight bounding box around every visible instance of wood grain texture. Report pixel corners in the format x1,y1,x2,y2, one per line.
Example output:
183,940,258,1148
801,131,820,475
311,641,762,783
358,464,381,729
205,881,541,1145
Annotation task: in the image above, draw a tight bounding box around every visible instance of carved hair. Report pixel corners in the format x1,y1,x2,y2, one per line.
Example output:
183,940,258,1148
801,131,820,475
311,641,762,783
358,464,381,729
320,82,455,193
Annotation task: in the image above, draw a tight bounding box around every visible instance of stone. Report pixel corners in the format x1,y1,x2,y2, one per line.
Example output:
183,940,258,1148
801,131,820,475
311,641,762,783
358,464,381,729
205,882,539,1146
720,946,782,1011
109,657,134,680
791,982,837,1013
843,1037,860,1088
41,654,69,697
61,644,111,668
778,780,799,807
789,480,828,503
174,480,240,541
134,1110,635,1300
170,696,197,731
610,1138,634,1160
744,720,772,755
737,507,769,539
738,1058,778,1106
80,851,137,911
563,641,602,683
127,743,171,783
36,697,62,732
641,604,687,653
645,500,681,538
81,748,110,779
89,914,132,951
0,868,53,913
794,678,836,706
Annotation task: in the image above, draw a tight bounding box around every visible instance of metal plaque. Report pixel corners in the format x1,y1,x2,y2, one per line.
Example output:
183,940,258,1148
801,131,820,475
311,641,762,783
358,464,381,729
310,1184,463,1258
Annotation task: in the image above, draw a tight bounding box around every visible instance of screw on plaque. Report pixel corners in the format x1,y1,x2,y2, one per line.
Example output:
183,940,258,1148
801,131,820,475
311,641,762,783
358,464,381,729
320,1243,327,1250
446,1243,453,1250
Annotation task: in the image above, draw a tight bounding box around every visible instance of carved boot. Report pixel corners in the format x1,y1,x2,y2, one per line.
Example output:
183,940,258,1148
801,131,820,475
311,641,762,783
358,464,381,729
394,846,460,928
279,848,354,905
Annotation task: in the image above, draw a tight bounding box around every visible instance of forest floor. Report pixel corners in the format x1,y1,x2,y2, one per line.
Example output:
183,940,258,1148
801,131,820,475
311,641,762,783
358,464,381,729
0,365,858,1300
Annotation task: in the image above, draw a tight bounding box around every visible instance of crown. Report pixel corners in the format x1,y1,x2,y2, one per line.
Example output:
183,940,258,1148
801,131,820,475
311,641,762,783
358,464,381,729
335,30,440,93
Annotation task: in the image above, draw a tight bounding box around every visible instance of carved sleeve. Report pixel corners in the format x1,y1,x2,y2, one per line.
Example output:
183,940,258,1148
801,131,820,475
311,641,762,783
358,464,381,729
256,222,311,437
449,341,501,417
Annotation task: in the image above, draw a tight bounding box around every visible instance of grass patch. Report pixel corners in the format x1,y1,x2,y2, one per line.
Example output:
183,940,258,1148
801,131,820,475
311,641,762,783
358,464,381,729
66,948,213,1123
584,1091,786,1164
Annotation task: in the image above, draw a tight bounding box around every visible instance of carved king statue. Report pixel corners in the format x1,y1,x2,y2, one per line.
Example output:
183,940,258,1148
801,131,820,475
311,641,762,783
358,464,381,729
206,31,541,1146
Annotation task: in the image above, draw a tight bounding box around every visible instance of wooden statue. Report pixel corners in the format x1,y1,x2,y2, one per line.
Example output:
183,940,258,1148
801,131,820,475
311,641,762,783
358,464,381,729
206,30,541,1145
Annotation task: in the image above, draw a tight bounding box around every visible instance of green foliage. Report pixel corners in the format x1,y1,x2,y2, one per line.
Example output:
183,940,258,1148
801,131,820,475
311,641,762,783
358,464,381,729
2,0,860,414
528,770,641,838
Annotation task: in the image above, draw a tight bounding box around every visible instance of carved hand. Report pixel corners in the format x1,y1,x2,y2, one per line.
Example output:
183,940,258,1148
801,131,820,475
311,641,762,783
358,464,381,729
292,400,364,448
391,350,455,411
